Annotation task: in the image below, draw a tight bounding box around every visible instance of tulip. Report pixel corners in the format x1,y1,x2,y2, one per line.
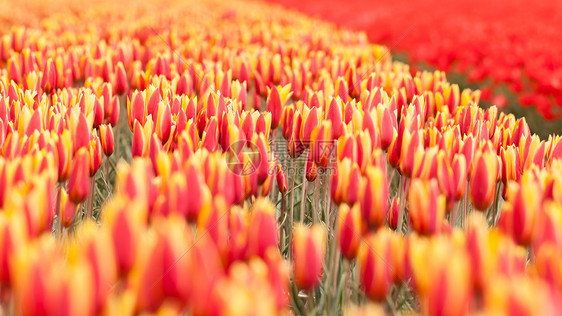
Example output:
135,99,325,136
156,103,173,144
88,135,103,177
360,166,388,228
293,223,326,291
131,120,147,157
267,84,292,129
388,197,400,230
114,62,128,94
357,228,395,301
72,222,118,313
469,146,498,211
288,111,305,158
276,163,288,194
262,248,290,309
484,276,559,316
184,164,211,222
535,243,562,290
188,235,225,316
73,112,91,153
422,238,471,316
0,212,28,285
68,148,90,204
210,260,281,316
327,98,345,139
331,159,362,205
380,106,396,151
54,130,73,182
108,95,120,127
99,124,114,156
60,189,78,227
247,198,279,258
337,203,363,259
436,150,455,210
11,237,95,316
301,106,319,146
128,92,145,130
400,129,423,177
466,213,499,292
408,179,446,235
452,154,467,200
533,202,562,250
92,98,104,128
498,174,540,246
310,121,333,168
104,197,147,274
519,134,545,170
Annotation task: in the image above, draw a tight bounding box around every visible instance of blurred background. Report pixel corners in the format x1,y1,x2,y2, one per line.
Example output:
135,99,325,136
266,0,562,137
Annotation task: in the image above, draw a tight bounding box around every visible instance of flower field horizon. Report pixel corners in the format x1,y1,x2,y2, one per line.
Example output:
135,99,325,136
267,0,562,137
0,0,561,315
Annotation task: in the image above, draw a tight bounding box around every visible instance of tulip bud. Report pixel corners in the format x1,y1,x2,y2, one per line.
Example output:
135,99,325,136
500,146,521,193
388,197,400,230
535,244,562,290
293,223,326,291
358,229,395,301
93,98,104,129
408,179,446,235
0,212,28,284
302,107,319,146
99,124,114,156
469,147,498,211
466,213,498,292
498,174,540,246
60,189,78,227
68,148,90,203
360,166,389,228
337,203,363,259
73,112,91,153
73,222,118,313
247,199,279,258
306,154,317,182
436,151,455,211
131,120,147,157
156,103,173,144
108,95,120,127
89,135,103,177
423,238,471,316
128,92,145,130
288,111,305,158
115,62,128,94
184,164,211,222
276,163,288,194
54,130,72,182
105,197,147,274
484,276,558,316
310,122,333,168
267,84,292,129
452,154,467,200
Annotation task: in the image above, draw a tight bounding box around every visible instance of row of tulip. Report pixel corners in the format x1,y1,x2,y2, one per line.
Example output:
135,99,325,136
0,0,561,315
266,0,562,120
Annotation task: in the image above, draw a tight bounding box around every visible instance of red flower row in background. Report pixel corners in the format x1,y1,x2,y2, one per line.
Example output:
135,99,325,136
265,0,562,120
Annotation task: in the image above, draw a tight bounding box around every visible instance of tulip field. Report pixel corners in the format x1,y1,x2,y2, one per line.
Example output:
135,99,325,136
268,0,562,136
1,0,562,315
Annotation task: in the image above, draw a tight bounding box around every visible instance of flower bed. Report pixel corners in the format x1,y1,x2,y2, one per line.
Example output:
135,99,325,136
0,0,561,315
267,0,562,122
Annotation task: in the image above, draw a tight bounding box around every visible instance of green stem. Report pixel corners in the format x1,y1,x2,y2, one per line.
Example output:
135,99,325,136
300,170,307,223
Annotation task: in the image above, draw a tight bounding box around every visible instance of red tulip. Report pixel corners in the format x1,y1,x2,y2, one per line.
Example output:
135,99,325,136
293,223,326,291
68,148,90,204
